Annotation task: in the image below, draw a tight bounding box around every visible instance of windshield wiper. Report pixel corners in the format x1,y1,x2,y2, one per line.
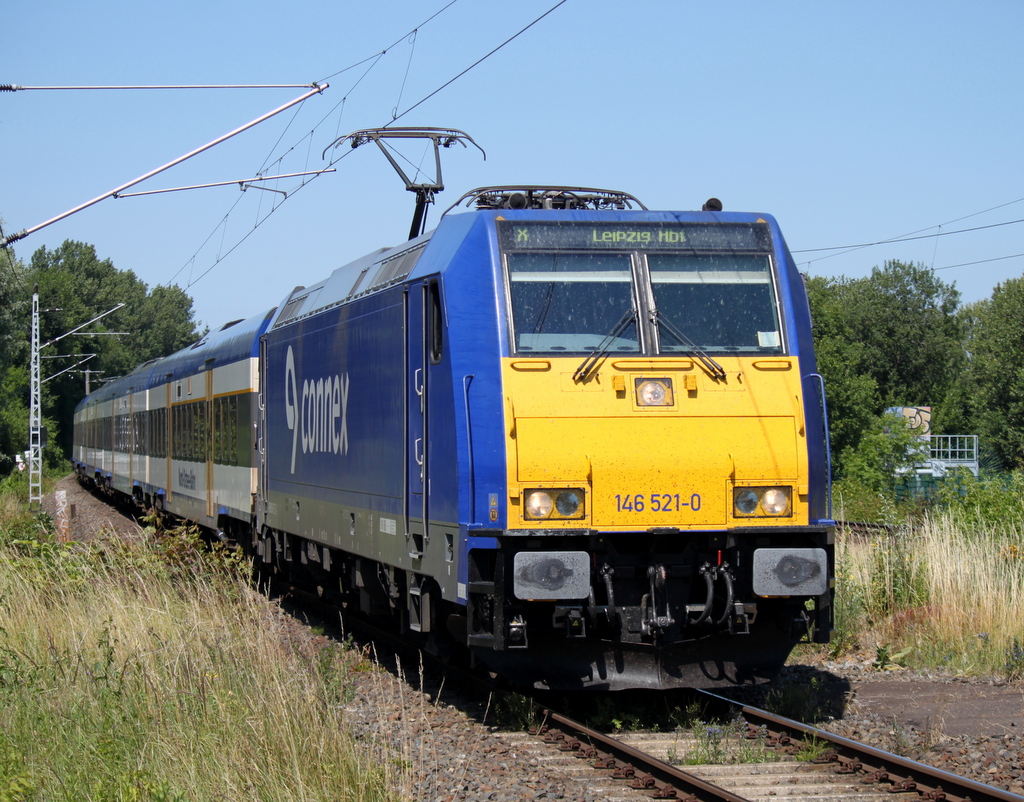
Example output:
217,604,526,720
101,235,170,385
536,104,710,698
655,311,727,381
573,308,637,383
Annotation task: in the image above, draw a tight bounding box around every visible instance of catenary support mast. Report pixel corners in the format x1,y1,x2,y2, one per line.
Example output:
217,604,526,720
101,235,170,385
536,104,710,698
29,285,42,507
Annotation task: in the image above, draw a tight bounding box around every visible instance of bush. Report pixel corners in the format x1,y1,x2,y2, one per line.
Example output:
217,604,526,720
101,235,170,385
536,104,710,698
935,469,1024,535
840,412,929,495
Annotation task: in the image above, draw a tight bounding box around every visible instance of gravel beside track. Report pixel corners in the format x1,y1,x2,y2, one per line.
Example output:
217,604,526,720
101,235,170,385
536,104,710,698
42,476,1024,800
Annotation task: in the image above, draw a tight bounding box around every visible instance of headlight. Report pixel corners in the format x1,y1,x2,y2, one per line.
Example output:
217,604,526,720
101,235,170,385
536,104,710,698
733,486,792,518
635,378,674,407
526,491,553,518
524,488,586,520
734,488,759,515
761,488,790,515
556,490,582,516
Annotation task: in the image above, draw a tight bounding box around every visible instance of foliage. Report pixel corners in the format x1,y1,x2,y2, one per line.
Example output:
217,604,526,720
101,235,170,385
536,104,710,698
866,529,929,615
873,643,913,670
806,276,880,463
829,508,1024,677
679,717,775,765
840,411,929,495
1005,639,1024,681
833,477,903,525
0,245,30,476
828,538,867,657
807,261,963,477
934,469,1024,534
792,736,831,762
0,238,203,469
965,276,1024,469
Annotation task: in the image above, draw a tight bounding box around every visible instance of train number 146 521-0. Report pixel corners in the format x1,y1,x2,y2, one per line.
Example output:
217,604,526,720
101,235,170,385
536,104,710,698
615,493,701,512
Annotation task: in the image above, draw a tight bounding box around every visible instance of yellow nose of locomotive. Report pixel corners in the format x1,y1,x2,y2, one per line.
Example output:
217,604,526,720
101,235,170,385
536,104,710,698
503,356,809,531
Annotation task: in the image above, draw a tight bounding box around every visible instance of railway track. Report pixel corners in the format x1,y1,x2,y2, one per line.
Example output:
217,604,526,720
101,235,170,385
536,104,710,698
521,691,1024,802
281,575,1022,802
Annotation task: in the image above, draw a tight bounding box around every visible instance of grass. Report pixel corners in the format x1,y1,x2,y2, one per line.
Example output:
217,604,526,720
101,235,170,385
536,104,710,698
0,485,394,801
681,717,776,765
3,464,1023,793
829,502,1024,679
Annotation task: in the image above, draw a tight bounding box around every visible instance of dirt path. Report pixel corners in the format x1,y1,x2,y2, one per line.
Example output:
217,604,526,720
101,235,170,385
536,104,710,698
848,677,1024,739
42,474,146,541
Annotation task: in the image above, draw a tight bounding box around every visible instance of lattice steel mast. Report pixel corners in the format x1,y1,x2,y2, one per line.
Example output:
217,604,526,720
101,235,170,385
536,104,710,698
29,285,42,507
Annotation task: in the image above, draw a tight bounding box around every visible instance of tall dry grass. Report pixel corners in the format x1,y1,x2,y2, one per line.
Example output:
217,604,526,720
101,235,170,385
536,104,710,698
0,526,395,801
834,508,1024,677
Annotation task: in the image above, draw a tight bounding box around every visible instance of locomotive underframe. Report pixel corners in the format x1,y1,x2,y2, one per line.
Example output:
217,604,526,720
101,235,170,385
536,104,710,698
243,516,832,690
459,526,834,689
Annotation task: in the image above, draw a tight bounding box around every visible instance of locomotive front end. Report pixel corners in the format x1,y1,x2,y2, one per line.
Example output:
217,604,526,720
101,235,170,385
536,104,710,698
466,213,834,689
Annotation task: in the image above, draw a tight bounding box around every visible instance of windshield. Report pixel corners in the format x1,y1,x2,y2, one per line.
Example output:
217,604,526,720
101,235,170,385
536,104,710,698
501,221,783,357
507,252,640,354
649,253,782,354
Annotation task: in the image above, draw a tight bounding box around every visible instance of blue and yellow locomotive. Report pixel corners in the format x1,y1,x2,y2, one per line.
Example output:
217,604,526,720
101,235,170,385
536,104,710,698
75,180,834,690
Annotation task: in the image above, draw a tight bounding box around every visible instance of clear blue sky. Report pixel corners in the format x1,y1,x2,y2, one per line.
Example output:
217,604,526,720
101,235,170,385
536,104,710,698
4,1,1023,330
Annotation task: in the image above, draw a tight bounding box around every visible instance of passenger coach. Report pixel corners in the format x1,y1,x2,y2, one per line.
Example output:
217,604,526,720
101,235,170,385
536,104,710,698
74,311,274,532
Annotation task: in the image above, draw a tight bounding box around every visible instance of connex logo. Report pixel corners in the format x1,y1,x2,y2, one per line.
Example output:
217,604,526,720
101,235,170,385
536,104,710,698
285,345,350,474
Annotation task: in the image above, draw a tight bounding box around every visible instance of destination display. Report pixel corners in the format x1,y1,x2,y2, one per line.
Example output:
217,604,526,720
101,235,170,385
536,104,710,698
498,221,771,252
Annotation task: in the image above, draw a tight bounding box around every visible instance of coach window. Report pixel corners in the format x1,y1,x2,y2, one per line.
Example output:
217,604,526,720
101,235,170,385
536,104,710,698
428,280,444,364
228,395,238,465
212,399,222,463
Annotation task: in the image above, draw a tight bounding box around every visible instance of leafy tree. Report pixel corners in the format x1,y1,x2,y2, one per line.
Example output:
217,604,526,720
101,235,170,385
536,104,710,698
968,276,1024,469
841,411,930,494
806,276,880,464
0,239,204,468
845,261,963,419
807,261,964,477
0,242,30,473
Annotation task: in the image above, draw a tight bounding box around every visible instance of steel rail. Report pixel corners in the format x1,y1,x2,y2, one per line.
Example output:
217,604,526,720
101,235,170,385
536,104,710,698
540,708,754,802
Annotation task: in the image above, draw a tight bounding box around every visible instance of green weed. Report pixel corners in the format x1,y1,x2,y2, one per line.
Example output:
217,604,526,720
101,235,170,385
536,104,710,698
764,676,828,723
683,717,775,765
489,690,540,730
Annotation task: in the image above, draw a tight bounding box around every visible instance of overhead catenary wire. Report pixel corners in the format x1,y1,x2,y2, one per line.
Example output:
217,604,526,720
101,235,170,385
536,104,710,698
316,0,459,86
793,214,1024,277
388,0,569,126
166,2,467,289
172,0,570,294
391,31,419,120
794,196,1024,267
934,252,1024,272
1,83,328,249
2,83,321,91
114,170,336,199
792,217,1024,254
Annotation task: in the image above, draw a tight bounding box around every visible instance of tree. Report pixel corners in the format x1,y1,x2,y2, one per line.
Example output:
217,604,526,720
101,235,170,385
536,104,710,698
838,261,962,412
0,239,205,466
807,261,965,477
841,411,930,494
968,277,1024,469
806,276,880,465
0,242,31,473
